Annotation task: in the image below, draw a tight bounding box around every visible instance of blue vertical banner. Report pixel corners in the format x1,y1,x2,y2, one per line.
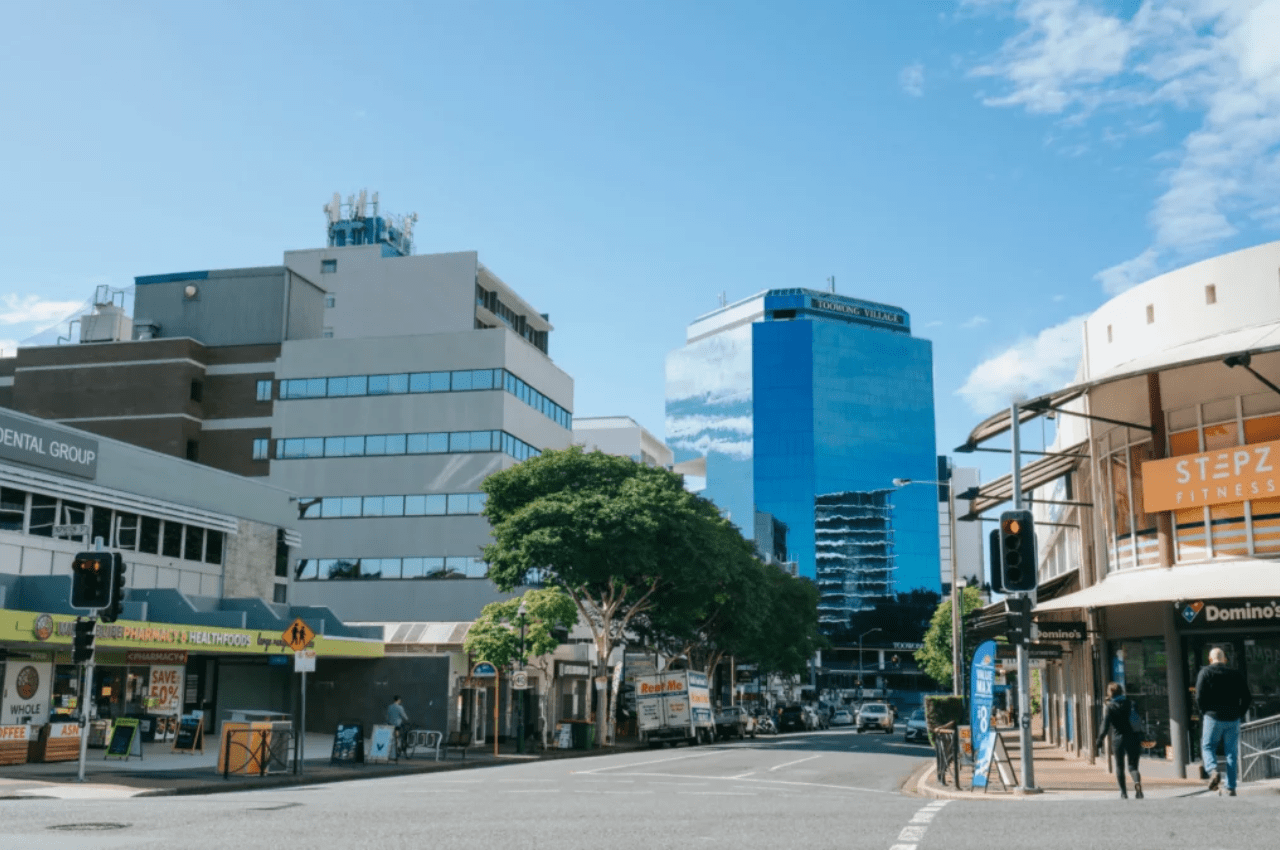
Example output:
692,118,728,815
970,639,998,789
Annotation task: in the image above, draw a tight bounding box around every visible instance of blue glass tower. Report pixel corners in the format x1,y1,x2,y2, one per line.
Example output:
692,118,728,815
666,289,939,631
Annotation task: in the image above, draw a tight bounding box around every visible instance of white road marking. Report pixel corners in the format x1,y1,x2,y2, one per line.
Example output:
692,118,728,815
890,800,949,850
728,772,757,779
769,754,821,772
689,791,757,796
575,750,726,774
611,771,894,794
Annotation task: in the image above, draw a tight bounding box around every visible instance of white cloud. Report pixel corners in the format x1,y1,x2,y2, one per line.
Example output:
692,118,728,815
0,295,86,327
957,314,1089,412
969,0,1280,292
665,414,753,439
962,315,989,328
0,339,19,357
900,62,926,97
664,325,753,405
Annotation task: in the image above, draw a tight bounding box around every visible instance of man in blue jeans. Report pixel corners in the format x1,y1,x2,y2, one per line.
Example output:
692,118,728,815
1195,647,1252,795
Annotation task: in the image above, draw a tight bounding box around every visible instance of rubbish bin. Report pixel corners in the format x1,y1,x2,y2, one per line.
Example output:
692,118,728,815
571,722,595,750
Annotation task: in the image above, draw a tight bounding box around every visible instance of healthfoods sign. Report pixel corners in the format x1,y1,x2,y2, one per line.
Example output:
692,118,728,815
1143,439,1279,513
0,411,98,479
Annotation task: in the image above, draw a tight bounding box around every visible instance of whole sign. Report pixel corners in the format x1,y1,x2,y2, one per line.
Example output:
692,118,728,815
1143,438,1280,513
970,640,998,789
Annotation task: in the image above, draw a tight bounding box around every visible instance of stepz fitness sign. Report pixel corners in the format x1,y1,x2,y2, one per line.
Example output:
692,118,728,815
0,411,97,479
1142,438,1280,513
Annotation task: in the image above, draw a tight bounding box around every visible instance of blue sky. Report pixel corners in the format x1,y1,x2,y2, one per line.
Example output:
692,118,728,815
2,0,1278,484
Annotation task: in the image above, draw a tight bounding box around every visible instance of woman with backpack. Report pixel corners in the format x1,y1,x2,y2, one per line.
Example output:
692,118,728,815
1094,681,1144,799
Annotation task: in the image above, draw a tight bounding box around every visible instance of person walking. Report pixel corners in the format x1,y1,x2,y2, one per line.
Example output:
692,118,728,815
1094,682,1143,799
1195,647,1253,795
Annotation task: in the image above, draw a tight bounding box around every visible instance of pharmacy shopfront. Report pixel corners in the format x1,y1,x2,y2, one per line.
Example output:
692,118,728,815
0,608,382,760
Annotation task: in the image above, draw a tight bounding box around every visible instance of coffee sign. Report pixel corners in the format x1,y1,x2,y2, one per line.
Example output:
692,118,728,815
1143,439,1280,513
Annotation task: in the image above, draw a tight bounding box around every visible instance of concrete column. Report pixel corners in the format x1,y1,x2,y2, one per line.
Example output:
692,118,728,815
1147,372,1187,777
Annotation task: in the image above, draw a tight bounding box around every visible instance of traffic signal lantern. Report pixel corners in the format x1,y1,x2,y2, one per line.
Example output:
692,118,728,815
999,510,1038,592
70,552,112,609
73,618,96,664
988,528,1004,594
101,553,127,623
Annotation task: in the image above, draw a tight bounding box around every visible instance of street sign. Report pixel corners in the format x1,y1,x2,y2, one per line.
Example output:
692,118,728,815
511,670,529,689
294,650,316,673
282,618,315,652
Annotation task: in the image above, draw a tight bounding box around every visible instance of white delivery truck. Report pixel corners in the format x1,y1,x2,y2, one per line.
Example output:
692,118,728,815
635,670,715,747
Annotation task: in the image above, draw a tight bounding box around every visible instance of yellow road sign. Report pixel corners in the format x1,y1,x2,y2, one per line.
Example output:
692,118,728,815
282,618,315,652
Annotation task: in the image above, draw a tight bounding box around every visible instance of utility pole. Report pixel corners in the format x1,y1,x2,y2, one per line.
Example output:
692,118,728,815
1010,402,1039,793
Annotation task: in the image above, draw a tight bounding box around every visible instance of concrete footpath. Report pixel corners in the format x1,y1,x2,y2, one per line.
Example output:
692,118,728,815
0,732,638,800
913,731,1279,801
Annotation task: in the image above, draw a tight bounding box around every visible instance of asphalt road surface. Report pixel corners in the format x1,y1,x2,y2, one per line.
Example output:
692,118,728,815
2,728,1277,850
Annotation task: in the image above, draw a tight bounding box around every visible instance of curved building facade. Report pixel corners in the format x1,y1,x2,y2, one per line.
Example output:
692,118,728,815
963,240,1280,776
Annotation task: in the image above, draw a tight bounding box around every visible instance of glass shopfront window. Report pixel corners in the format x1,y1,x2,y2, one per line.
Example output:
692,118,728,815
1111,639,1169,754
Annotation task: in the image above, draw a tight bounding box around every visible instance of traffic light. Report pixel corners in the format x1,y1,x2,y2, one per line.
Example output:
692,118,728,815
999,510,1038,592
70,552,112,609
1006,595,1032,646
100,552,127,623
73,618,96,664
989,528,1004,594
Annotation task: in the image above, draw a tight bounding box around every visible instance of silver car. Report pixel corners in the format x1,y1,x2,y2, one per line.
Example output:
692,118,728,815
857,702,894,733
904,709,928,743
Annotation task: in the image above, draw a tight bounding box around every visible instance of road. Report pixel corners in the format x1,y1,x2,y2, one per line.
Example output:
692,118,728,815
2,728,1276,850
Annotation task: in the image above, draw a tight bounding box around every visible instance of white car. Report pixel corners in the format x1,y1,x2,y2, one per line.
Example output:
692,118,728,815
830,708,854,727
857,702,894,733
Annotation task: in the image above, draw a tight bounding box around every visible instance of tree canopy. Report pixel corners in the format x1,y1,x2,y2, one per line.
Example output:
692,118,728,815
463,587,578,670
914,586,985,691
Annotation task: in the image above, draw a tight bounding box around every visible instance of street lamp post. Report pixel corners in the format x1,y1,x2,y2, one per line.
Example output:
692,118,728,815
858,627,882,704
894,477,963,696
515,601,528,755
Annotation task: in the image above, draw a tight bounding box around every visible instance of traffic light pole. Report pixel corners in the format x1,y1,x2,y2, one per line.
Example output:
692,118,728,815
1010,402,1039,793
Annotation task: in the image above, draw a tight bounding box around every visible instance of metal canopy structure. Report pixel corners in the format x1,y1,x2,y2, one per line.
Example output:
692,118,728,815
961,441,1089,520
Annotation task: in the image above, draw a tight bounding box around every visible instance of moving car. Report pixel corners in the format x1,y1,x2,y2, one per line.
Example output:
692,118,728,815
857,701,895,733
830,708,854,727
904,709,928,743
715,705,755,740
778,704,807,733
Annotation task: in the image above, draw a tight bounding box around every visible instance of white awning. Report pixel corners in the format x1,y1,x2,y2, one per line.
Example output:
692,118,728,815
1034,557,1280,612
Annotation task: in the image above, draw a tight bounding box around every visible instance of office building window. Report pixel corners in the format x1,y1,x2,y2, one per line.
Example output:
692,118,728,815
275,429,539,462
321,259,337,273
190,380,203,402
0,488,25,532
325,295,336,308
273,584,288,603
256,380,273,401
278,367,572,429
294,554,489,581
252,438,269,460
186,440,199,462
297,491,487,520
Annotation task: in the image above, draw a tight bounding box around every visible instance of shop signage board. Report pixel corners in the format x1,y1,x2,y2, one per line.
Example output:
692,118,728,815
1033,622,1086,642
996,643,1063,661
5,609,383,660
147,665,183,714
1143,438,1280,512
173,713,204,754
0,410,98,479
330,722,364,764
970,640,998,789
1175,598,1280,629
104,717,141,760
367,725,394,763
2,661,51,725
471,661,498,677
53,523,91,539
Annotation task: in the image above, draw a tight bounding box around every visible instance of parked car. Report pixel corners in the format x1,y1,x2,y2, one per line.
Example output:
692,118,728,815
715,705,755,740
802,705,825,730
778,704,807,733
857,701,895,733
830,708,854,727
904,708,928,743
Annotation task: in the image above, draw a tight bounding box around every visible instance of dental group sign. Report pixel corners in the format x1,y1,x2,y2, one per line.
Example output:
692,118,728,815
1142,438,1280,513
0,411,98,479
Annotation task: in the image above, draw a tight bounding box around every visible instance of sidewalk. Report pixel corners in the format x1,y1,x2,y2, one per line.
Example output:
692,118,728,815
0,733,641,800
914,731,1273,801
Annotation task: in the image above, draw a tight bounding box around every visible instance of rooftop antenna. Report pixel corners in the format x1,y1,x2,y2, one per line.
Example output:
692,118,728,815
718,291,727,308
355,189,368,219
371,191,379,218
828,276,836,293
324,192,341,224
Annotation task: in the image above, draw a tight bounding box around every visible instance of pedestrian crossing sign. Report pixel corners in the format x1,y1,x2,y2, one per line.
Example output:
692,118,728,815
282,618,315,652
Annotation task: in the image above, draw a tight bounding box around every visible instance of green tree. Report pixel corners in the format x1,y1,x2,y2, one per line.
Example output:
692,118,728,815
463,588,578,747
483,446,736,745
914,586,984,692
